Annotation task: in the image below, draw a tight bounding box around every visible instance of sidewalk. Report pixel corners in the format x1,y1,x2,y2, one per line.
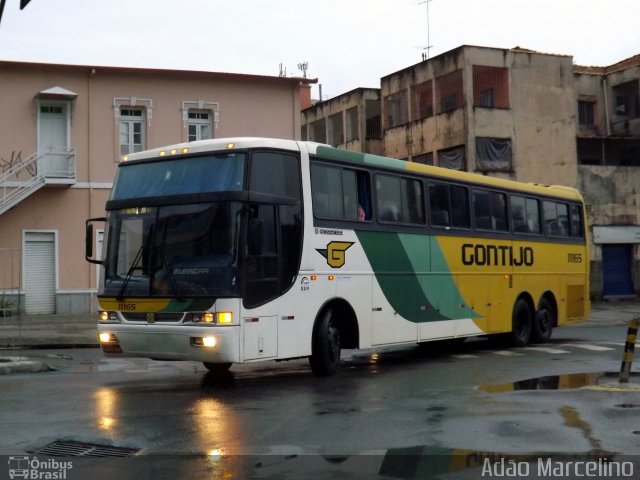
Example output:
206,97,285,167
0,313,99,349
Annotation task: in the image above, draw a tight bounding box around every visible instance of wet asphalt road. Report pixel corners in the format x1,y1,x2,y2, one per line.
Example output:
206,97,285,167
0,324,639,479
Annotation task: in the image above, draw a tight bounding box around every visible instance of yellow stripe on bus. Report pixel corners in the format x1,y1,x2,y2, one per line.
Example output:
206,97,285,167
98,297,172,312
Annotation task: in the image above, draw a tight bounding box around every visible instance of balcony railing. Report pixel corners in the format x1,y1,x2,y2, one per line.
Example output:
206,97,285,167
0,148,75,216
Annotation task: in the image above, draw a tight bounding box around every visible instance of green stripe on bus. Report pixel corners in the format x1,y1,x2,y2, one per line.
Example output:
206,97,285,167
355,231,477,322
163,298,216,312
315,146,408,171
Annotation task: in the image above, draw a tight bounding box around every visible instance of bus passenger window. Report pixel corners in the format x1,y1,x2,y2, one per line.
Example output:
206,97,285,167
543,201,570,237
570,204,584,238
450,185,470,228
311,162,371,222
376,175,401,222
429,183,469,229
342,169,359,220
525,198,541,233
356,171,372,221
474,190,508,232
510,196,540,234
376,174,424,224
473,191,491,230
429,184,450,226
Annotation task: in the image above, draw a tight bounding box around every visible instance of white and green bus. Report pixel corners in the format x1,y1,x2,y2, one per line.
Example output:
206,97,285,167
86,137,590,376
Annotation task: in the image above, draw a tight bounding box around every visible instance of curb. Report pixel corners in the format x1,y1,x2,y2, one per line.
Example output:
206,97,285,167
0,356,54,375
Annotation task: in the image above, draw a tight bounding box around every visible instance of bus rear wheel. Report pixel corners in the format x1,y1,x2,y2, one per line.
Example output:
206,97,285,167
203,362,232,372
508,298,532,347
532,297,554,343
309,310,341,376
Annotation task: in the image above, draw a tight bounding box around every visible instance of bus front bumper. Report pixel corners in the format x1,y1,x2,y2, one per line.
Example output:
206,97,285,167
97,324,240,364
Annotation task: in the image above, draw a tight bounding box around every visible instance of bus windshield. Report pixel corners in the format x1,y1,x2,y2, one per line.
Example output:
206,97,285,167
103,152,247,299
110,153,245,201
104,201,241,299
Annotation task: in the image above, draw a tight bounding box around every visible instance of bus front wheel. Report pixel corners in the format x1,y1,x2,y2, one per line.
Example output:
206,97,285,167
509,298,532,347
309,310,341,376
203,362,232,372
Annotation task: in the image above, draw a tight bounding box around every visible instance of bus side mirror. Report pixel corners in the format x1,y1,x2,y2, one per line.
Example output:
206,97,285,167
85,217,106,265
247,218,263,256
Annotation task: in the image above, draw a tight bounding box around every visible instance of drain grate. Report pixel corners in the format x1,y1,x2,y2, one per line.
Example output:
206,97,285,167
33,440,139,457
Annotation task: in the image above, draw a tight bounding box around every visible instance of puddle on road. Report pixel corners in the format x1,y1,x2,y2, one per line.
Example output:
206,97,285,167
478,372,640,393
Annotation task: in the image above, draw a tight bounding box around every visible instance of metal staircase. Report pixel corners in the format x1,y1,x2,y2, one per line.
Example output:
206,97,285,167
0,149,75,216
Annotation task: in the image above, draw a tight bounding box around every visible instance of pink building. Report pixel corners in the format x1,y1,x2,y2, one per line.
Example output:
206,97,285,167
0,60,314,314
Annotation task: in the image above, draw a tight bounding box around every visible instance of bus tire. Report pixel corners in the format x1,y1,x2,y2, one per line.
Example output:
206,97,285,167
532,297,554,343
509,298,532,347
203,362,232,372
309,310,341,376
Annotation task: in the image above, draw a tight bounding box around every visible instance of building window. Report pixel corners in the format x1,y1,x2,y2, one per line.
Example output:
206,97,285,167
366,100,381,139
438,145,466,170
346,107,359,142
436,70,463,114
613,81,640,118
119,108,145,156
187,110,212,142
473,66,509,108
413,152,434,165
413,80,434,120
577,138,602,165
578,101,595,126
476,137,512,171
40,106,64,114
385,90,409,128
328,112,344,146
310,119,326,143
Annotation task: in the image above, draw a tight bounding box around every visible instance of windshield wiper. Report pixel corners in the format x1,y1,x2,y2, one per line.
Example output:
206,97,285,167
116,245,145,301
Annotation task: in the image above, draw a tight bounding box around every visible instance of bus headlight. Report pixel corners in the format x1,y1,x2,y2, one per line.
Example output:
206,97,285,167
98,311,120,323
186,312,233,325
99,332,118,343
191,336,217,348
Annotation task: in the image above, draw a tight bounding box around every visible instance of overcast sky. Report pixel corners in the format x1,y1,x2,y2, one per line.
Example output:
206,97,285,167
0,0,638,100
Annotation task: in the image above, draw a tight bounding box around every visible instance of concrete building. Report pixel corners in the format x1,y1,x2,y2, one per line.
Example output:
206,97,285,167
300,45,640,299
574,55,640,298
0,60,313,314
301,87,383,155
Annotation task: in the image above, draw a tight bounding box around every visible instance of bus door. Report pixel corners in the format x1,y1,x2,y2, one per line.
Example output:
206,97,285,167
242,203,279,360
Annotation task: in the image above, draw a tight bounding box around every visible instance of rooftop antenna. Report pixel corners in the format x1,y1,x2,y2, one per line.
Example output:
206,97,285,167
278,63,287,77
297,61,309,78
418,0,434,60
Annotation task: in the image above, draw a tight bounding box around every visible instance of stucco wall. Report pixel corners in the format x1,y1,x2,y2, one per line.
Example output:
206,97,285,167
0,61,305,313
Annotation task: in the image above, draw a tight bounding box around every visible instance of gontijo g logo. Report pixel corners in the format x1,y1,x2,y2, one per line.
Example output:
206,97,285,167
316,241,354,268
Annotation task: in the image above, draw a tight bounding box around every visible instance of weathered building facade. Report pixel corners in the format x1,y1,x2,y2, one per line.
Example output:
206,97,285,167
301,87,383,155
301,46,640,299
574,55,640,298
0,61,312,314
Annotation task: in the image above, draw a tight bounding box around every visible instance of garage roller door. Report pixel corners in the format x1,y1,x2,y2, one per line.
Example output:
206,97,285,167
24,232,56,314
